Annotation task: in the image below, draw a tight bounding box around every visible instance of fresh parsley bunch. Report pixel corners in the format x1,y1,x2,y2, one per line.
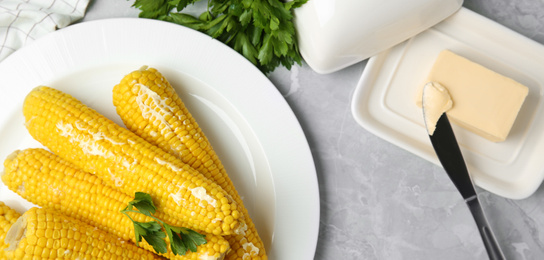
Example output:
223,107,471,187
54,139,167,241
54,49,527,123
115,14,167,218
121,192,207,256
132,0,308,74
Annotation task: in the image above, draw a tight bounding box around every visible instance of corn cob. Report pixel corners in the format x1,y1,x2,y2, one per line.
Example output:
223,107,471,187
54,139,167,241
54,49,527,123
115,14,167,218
3,207,160,259
2,148,230,260
113,67,266,260
22,86,242,236
1,202,21,259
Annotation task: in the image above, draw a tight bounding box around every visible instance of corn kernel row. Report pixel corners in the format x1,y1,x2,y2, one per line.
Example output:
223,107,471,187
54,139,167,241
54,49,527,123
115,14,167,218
0,202,21,259
3,207,160,259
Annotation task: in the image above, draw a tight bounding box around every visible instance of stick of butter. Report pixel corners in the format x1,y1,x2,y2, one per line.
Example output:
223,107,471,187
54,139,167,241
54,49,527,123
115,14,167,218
417,50,529,142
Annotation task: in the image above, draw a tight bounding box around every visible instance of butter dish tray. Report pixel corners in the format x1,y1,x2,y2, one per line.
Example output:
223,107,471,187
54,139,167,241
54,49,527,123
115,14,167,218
351,7,544,199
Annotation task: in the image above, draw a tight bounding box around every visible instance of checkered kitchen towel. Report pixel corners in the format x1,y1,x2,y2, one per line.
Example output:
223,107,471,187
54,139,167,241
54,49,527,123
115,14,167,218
0,0,90,61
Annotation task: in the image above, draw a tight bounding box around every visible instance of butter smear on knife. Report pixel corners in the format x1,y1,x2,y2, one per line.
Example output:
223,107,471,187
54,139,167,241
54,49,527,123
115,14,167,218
423,82,453,135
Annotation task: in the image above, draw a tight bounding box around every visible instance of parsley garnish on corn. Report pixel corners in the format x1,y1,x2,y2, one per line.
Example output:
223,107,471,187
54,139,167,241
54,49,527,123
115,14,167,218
22,86,242,236
120,192,210,256
113,66,266,260
2,148,230,259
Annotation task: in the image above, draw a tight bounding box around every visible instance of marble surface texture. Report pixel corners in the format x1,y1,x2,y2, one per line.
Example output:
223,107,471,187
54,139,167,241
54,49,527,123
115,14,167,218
80,0,544,259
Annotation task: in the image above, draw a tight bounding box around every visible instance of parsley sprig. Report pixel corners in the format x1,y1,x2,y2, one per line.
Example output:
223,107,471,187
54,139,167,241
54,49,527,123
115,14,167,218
120,192,206,255
131,0,308,74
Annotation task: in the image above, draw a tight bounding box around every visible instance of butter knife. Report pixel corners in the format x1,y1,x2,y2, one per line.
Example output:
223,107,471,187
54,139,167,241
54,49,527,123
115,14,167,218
424,112,505,260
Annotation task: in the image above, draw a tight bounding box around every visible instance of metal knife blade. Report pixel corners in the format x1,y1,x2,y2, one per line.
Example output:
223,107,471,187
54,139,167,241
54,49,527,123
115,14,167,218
428,113,476,200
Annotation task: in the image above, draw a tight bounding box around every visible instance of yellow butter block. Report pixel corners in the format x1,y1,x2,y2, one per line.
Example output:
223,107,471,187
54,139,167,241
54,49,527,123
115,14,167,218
417,50,529,142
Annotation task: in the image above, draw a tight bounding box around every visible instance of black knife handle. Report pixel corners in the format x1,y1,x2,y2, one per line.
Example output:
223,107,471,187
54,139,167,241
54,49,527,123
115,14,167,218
466,197,505,260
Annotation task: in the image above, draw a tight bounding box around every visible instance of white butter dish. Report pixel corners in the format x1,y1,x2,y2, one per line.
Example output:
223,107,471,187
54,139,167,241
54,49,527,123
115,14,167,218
294,0,463,74
351,7,544,199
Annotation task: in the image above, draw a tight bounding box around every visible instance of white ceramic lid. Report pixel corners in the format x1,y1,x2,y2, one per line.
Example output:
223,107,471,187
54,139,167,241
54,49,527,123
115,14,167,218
294,0,464,74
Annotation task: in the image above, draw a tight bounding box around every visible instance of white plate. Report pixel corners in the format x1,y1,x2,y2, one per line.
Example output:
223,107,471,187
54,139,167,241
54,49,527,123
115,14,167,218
351,7,544,200
0,18,319,259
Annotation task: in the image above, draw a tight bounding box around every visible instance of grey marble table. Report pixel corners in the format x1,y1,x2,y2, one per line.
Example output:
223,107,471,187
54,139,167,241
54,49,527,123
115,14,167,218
82,0,544,259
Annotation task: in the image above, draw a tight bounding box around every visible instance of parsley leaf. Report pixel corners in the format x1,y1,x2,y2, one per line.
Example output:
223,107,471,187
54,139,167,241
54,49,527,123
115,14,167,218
128,192,156,216
132,0,170,19
180,228,207,252
130,0,308,74
164,223,185,255
137,221,167,253
121,192,207,256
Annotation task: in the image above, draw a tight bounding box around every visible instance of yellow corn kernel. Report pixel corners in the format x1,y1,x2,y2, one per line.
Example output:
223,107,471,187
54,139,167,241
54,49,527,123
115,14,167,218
113,66,266,259
22,86,240,236
0,201,21,259
2,148,230,260
3,207,159,259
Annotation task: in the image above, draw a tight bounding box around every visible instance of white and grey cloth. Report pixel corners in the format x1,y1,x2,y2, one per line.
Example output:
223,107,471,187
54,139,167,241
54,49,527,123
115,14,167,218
0,0,90,61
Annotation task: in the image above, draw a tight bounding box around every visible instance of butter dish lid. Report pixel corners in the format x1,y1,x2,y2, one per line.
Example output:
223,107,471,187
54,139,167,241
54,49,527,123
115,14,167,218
294,0,464,74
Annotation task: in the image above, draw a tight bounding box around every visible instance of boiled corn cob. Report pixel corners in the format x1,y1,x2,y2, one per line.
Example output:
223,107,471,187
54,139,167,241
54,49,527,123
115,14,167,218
113,67,266,260
2,148,230,260
3,207,160,259
1,202,21,259
23,86,242,236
